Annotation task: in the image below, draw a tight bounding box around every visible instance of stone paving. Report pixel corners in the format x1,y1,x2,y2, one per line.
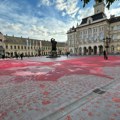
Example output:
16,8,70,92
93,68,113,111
0,56,120,120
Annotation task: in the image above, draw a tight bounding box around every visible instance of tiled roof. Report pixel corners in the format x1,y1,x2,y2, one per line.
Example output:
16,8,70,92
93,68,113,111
41,40,66,47
4,36,27,45
4,36,41,45
108,16,120,23
67,26,76,33
57,42,66,47
41,41,51,46
4,36,66,47
81,12,106,25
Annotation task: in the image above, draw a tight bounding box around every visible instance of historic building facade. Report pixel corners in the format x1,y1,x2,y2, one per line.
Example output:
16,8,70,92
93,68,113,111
0,32,5,57
41,41,66,55
4,35,42,57
67,0,120,55
0,33,66,58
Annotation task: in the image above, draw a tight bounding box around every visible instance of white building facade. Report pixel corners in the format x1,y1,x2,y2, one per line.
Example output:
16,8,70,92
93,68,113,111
67,0,120,55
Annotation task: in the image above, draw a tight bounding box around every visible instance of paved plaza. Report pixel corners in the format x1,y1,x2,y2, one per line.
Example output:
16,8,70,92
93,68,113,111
0,56,120,120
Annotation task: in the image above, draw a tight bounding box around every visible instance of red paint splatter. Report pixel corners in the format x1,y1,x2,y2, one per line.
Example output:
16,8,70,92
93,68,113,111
39,84,45,88
65,115,72,120
88,112,93,117
82,108,88,111
1,56,120,83
112,98,120,102
43,91,49,95
0,112,7,119
42,100,51,105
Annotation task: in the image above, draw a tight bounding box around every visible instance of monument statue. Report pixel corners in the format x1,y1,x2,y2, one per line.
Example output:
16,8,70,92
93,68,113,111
51,38,57,51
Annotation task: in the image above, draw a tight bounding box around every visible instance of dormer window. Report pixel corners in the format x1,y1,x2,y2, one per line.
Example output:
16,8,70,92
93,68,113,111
89,20,91,24
87,17,92,24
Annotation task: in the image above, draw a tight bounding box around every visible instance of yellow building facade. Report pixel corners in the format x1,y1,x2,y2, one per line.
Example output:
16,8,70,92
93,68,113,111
0,33,66,58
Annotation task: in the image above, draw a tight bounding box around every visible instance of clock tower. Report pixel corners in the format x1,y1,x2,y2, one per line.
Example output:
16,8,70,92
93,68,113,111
94,0,105,14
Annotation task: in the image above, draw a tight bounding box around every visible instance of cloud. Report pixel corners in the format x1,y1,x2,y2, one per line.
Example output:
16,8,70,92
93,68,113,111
38,0,52,7
105,1,120,18
55,0,80,18
0,0,120,42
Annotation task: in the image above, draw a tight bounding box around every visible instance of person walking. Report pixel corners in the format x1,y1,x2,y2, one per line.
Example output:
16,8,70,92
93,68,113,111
15,53,18,60
103,50,108,60
66,52,70,57
20,53,23,60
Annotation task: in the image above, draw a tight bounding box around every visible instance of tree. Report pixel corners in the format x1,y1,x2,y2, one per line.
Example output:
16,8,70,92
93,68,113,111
82,0,119,9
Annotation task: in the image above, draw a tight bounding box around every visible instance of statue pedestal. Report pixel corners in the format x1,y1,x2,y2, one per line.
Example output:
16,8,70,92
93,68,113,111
46,51,60,58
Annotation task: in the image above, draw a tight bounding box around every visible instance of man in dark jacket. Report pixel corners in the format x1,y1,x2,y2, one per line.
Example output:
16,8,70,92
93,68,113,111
103,50,108,60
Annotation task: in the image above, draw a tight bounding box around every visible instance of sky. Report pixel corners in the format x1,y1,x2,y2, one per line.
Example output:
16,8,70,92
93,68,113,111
0,0,120,42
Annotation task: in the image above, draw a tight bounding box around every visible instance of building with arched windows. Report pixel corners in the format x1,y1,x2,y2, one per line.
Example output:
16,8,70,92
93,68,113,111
0,33,67,58
67,0,120,55
0,32,5,57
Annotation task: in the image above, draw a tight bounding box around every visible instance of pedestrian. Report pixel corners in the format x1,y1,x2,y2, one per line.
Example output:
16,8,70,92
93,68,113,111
15,53,18,60
103,50,108,60
2,53,5,59
66,52,70,57
20,53,23,60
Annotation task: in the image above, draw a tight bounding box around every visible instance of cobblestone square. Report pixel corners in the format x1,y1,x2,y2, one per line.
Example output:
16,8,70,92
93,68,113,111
0,56,120,120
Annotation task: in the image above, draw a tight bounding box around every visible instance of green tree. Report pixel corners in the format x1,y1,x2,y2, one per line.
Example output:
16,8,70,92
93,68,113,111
82,0,119,8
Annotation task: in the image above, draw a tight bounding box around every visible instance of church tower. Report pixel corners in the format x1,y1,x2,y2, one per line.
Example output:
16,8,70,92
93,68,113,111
94,0,105,14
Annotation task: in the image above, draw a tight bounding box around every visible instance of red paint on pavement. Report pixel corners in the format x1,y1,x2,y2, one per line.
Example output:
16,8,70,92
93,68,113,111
43,91,49,95
0,56,120,83
112,98,120,102
42,100,51,105
66,115,72,120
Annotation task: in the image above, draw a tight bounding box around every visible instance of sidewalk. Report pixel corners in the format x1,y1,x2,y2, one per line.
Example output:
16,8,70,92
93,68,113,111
0,56,120,120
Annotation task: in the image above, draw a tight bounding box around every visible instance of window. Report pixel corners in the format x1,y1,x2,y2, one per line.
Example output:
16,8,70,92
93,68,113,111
97,9,99,13
118,25,120,30
89,20,91,24
6,45,8,49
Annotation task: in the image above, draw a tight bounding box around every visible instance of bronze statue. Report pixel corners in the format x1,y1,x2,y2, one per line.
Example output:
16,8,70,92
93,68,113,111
51,38,57,51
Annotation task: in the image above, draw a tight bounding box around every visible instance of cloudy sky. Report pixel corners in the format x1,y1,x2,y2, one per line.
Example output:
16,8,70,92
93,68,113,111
0,0,120,42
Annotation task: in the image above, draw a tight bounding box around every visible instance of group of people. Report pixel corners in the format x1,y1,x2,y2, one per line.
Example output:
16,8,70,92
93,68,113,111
15,53,24,60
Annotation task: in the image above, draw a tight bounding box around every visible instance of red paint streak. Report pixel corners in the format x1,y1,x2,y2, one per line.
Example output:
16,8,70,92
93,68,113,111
66,115,72,120
112,98,120,102
82,108,88,111
43,91,49,95
88,112,93,117
59,107,64,111
39,84,46,88
42,100,51,105
0,112,7,119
